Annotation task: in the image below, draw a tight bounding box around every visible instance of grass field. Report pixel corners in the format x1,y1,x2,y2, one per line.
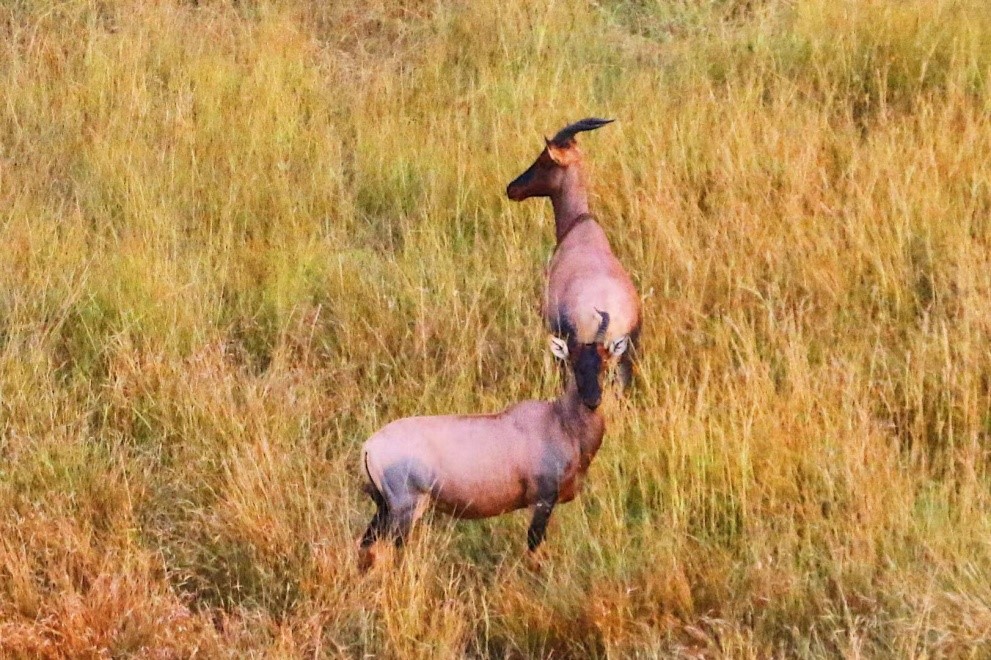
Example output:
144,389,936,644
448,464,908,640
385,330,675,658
2,0,991,656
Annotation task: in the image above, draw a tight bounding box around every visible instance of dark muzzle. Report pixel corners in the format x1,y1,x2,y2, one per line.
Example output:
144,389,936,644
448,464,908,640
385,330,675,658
574,345,603,409
506,164,536,201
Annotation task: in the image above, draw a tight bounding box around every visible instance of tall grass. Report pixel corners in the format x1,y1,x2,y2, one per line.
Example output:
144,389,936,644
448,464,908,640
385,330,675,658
2,0,991,655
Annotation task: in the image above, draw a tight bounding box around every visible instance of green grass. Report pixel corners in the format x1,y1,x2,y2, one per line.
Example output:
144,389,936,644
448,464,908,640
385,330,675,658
2,0,991,656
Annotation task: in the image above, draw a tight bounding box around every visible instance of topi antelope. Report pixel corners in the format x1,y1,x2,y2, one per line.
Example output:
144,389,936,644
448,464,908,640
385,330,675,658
357,326,629,571
506,118,641,389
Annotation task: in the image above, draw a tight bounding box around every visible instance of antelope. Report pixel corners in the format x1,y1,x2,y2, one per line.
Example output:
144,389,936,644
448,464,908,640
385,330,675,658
506,118,641,389
357,321,629,571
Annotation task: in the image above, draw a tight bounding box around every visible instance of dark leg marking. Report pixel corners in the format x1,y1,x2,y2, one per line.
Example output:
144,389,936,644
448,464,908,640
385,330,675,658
378,461,431,547
389,502,418,548
527,478,559,552
360,473,389,549
359,505,387,549
527,503,555,551
358,480,390,571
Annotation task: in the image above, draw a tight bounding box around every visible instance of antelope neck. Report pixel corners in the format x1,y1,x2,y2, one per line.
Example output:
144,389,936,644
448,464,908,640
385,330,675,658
556,377,600,437
550,167,590,243
556,213,595,243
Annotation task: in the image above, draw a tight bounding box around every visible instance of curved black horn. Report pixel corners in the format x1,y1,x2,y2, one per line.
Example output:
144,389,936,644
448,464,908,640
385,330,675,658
551,117,615,146
594,309,610,342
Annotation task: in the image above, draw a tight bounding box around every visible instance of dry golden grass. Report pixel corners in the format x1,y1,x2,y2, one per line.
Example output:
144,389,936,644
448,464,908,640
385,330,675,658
2,0,991,656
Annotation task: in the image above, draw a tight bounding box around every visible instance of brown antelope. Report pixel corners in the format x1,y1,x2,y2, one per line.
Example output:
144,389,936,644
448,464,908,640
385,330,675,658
357,323,629,570
506,118,641,390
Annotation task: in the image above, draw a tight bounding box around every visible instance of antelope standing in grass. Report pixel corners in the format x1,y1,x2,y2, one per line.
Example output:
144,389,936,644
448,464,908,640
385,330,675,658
506,118,641,389
357,322,629,571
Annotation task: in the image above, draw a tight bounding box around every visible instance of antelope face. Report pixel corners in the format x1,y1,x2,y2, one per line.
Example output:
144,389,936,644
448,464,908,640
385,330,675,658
549,336,629,410
573,343,606,409
506,140,577,201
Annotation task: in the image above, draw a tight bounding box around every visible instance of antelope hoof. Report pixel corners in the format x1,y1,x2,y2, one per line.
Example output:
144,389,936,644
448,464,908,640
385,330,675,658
357,545,377,573
525,550,545,574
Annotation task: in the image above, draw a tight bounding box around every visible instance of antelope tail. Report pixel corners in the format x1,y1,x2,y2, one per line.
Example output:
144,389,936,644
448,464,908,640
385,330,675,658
363,453,388,511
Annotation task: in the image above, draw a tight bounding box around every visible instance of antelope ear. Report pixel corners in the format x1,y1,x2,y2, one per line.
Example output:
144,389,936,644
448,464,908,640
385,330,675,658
607,335,629,358
546,142,575,166
548,336,569,360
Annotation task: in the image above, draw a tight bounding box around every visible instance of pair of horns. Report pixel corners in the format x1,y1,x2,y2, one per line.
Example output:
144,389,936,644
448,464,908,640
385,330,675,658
548,117,614,147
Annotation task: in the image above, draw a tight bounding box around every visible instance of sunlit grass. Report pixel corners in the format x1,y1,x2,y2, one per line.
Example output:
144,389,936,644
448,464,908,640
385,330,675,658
2,0,991,655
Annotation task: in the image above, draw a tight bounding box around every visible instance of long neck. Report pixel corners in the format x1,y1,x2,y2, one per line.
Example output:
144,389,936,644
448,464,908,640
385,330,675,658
556,376,604,461
550,166,590,243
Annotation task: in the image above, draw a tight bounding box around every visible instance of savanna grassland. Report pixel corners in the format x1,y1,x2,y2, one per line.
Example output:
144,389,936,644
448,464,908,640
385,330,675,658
2,0,991,656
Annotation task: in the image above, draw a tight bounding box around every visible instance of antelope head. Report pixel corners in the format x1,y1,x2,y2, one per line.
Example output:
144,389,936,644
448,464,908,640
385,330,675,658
506,117,614,201
548,311,628,410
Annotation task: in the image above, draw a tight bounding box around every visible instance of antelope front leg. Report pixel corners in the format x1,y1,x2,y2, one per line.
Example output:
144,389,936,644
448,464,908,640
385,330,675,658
527,480,559,552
